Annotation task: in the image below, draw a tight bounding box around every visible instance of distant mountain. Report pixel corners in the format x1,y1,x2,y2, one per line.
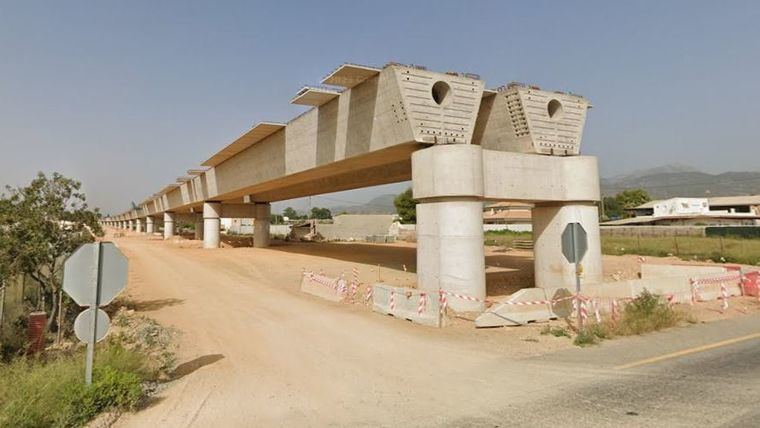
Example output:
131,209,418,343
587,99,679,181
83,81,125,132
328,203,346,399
602,165,760,199
329,194,397,214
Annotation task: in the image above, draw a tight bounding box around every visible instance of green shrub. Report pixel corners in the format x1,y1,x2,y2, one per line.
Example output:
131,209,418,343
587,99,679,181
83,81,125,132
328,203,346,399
0,343,149,427
615,289,683,335
573,329,600,346
571,290,686,346
540,325,571,338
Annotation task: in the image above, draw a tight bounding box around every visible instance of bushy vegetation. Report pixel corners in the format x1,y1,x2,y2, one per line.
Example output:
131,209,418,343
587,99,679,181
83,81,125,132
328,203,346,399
572,290,690,347
0,344,148,427
0,307,177,427
0,172,103,339
540,325,571,338
393,188,417,224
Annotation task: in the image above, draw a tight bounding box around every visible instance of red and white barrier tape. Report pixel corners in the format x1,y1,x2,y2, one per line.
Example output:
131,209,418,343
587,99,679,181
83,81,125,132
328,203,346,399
417,293,427,315
691,272,741,286
389,291,395,311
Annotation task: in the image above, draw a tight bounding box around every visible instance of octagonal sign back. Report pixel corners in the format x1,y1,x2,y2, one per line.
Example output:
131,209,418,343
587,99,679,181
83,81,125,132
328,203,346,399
63,242,128,307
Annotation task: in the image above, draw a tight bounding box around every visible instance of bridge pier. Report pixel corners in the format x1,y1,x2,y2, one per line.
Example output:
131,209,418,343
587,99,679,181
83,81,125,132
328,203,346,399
146,216,155,234
163,212,175,239
253,203,271,248
532,203,603,289
413,145,486,312
194,215,204,240
136,218,144,234
203,202,221,249
128,219,135,232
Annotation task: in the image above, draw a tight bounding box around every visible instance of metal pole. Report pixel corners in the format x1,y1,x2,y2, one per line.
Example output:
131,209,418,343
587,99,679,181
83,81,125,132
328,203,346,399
0,280,6,336
572,226,583,329
85,243,103,385
56,289,63,345
576,263,583,329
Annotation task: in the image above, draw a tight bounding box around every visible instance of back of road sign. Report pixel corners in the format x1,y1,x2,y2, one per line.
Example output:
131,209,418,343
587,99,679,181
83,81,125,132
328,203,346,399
63,242,128,307
561,223,588,264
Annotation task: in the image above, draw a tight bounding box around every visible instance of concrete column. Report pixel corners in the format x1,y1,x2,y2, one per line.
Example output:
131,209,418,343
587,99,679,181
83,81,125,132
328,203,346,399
146,216,155,234
532,203,603,289
194,216,204,240
163,212,175,239
135,218,144,234
412,144,486,312
253,203,271,248
416,200,486,312
128,220,135,231
203,202,221,249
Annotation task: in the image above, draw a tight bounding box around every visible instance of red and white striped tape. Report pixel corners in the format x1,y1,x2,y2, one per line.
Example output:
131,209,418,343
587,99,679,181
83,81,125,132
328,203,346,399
417,293,427,315
691,272,741,286
350,268,359,298
389,291,395,311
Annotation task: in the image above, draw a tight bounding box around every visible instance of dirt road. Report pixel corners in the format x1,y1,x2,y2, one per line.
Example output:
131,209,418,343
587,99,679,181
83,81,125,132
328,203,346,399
109,231,760,427
111,233,579,426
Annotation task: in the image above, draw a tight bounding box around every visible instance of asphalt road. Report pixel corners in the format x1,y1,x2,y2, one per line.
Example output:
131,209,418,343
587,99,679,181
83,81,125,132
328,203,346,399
456,319,760,427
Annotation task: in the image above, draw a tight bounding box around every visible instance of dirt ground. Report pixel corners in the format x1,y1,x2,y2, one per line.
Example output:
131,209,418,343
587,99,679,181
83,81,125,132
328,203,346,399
106,230,759,426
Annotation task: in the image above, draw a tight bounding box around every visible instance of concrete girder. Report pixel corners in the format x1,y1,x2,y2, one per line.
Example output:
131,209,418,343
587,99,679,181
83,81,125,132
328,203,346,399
117,65,485,219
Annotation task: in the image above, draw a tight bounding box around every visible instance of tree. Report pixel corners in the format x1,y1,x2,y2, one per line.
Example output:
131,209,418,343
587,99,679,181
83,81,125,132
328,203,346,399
2,172,103,330
601,196,623,220
310,207,332,220
282,207,298,220
616,189,651,215
394,188,417,224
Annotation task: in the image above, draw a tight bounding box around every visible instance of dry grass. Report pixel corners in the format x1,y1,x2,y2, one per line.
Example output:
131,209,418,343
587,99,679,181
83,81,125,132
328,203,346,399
601,235,760,265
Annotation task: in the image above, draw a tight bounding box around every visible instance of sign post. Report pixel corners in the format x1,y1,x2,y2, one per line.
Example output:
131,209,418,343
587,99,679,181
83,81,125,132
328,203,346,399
561,223,588,328
63,242,128,385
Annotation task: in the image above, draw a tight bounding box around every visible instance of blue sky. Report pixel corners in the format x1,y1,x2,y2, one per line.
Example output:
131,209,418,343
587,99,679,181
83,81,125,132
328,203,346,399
1,1,758,214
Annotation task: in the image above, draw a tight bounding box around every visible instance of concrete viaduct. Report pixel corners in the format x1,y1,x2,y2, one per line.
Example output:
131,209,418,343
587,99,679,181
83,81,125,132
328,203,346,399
103,63,601,312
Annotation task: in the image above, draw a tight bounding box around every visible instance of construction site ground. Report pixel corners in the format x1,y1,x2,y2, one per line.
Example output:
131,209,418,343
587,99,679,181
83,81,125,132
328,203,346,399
106,231,760,427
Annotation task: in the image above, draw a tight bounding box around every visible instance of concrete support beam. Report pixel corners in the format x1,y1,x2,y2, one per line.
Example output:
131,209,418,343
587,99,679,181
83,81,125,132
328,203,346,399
203,202,221,249
146,216,155,234
532,203,603,288
253,203,271,248
163,212,175,239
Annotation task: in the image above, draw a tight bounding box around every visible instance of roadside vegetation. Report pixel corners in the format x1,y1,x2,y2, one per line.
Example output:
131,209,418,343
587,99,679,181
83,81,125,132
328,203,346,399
0,173,177,427
0,307,177,427
575,290,692,347
539,291,692,347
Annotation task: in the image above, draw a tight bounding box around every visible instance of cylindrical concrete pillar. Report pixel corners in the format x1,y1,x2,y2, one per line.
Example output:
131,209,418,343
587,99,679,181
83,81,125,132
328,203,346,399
146,216,155,234
203,202,221,249
253,203,271,248
532,203,603,289
194,216,204,240
163,212,175,239
135,218,144,234
128,220,135,231
416,199,486,312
